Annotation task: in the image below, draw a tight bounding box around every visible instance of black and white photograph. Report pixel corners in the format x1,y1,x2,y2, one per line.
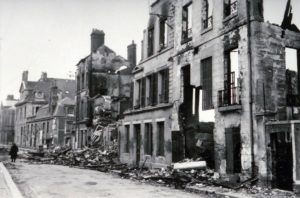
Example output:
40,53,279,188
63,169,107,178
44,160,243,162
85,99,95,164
0,0,300,197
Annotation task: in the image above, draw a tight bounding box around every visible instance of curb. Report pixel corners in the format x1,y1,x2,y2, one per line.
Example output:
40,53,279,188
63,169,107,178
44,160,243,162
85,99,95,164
185,185,253,198
0,162,24,198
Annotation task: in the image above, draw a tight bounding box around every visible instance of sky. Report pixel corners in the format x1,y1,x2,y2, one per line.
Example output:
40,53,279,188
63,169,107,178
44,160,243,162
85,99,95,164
0,0,300,103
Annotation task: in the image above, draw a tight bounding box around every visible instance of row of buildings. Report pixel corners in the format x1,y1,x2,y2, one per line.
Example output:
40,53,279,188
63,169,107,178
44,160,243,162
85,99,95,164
1,0,300,193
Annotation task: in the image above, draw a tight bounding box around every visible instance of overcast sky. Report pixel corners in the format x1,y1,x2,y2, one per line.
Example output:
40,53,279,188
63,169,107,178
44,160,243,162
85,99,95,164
0,0,300,102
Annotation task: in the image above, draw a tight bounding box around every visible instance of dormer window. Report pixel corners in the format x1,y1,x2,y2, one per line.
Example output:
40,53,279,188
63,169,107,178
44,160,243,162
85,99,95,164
148,27,154,57
182,3,192,41
224,0,237,18
203,0,213,30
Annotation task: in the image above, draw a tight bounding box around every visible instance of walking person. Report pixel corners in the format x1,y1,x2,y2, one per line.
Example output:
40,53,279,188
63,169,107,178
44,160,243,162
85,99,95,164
9,143,19,162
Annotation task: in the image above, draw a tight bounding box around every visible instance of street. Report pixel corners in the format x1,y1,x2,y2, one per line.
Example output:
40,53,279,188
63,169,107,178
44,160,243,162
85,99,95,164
5,161,207,198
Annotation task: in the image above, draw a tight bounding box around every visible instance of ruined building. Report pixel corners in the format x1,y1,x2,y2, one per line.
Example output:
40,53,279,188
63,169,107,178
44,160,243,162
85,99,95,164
0,95,18,144
15,71,76,148
75,29,136,149
119,0,300,192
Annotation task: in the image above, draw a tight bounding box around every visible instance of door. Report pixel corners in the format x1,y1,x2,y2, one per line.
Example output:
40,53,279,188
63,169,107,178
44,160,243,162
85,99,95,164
134,125,141,167
271,132,293,191
172,131,184,163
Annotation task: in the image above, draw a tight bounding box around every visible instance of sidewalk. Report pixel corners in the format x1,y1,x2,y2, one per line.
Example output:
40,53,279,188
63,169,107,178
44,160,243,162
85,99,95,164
0,162,23,198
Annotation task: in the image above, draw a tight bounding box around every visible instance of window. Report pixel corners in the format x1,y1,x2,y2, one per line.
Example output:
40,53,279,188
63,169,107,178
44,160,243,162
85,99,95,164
201,57,213,110
144,123,153,155
46,122,49,134
182,3,192,41
159,69,169,103
224,0,237,18
203,0,213,29
125,125,130,153
157,122,164,156
286,48,300,107
218,48,240,107
147,74,158,106
67,106,74,115
148,27,154,57
159,18,168,49
141,78,146,107
225,127,241,173
134,79,141,109
81,72,85,90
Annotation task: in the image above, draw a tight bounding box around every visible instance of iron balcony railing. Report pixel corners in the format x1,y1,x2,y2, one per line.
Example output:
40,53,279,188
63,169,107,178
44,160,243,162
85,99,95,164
218,86,241,107
203,16,213,29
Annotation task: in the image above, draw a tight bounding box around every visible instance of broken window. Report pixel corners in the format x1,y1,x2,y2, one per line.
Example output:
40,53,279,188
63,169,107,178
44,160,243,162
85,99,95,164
286,48,300,106
147,73,158,106
218,48,240,106
144,123,153,155
159,69,169,103
81,72,85,90
124,125,130,153
148,27,154,57
201,57,213,110
159,18,168,49
130,82,134,109
202,0,213,29
225,127,241,174
224,0,237,18
182,3,192,41
157,122,165,156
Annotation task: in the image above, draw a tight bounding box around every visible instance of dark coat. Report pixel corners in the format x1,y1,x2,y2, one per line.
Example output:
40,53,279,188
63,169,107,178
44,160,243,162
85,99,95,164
9,144,19,158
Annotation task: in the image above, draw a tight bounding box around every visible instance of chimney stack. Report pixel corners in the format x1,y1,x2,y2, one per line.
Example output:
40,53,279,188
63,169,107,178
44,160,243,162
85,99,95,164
91,29,105,52
22,71,28,82
127,40,137,67
40,72,47,81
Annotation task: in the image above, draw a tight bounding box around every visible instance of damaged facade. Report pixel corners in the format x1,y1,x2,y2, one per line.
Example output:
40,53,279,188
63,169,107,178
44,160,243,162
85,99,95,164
75,29,136,149
15,71,76,148
0,95,18,144
119,0,300,193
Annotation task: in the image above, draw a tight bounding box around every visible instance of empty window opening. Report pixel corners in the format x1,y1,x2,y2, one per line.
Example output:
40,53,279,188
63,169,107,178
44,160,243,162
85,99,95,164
157,122,165,156
135,79,141,109
219,48,240,106
286,47,300,107
182,3,192,41
203,0,213,29
148,27,154,57
159,18,168,49
144,123,153,155
224,0,237,18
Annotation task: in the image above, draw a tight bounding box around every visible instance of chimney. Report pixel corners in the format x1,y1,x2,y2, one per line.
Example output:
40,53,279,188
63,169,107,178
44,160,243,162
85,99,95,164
40,72,47,81
91,29,105,52
6,95,14,100
22,71,28,82
127,40,137,67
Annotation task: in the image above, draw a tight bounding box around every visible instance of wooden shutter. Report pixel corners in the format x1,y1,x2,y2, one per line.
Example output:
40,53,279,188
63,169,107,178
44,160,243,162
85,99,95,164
164,69,169,103
141,78,146,107
152,73,158,105
201,57,213,110
225,127,241,174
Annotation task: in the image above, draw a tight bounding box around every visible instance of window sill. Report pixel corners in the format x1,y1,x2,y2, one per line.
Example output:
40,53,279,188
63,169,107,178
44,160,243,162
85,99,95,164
124,103,172,115
181,37,192,45
223,12,238,23
201,26,213,35
139,47,173,65
219,104,242,112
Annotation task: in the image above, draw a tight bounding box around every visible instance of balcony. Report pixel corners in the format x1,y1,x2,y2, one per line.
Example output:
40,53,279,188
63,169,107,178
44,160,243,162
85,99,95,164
203,16,213,30
218,86,241,112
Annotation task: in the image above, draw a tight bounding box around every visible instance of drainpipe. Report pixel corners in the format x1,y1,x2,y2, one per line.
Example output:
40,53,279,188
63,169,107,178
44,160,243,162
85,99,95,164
246,0,256,178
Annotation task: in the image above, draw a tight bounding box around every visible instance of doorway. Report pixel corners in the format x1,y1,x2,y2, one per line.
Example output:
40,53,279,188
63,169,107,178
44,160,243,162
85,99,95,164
172,131,184,163
134,124,141,167
270,132,293,191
